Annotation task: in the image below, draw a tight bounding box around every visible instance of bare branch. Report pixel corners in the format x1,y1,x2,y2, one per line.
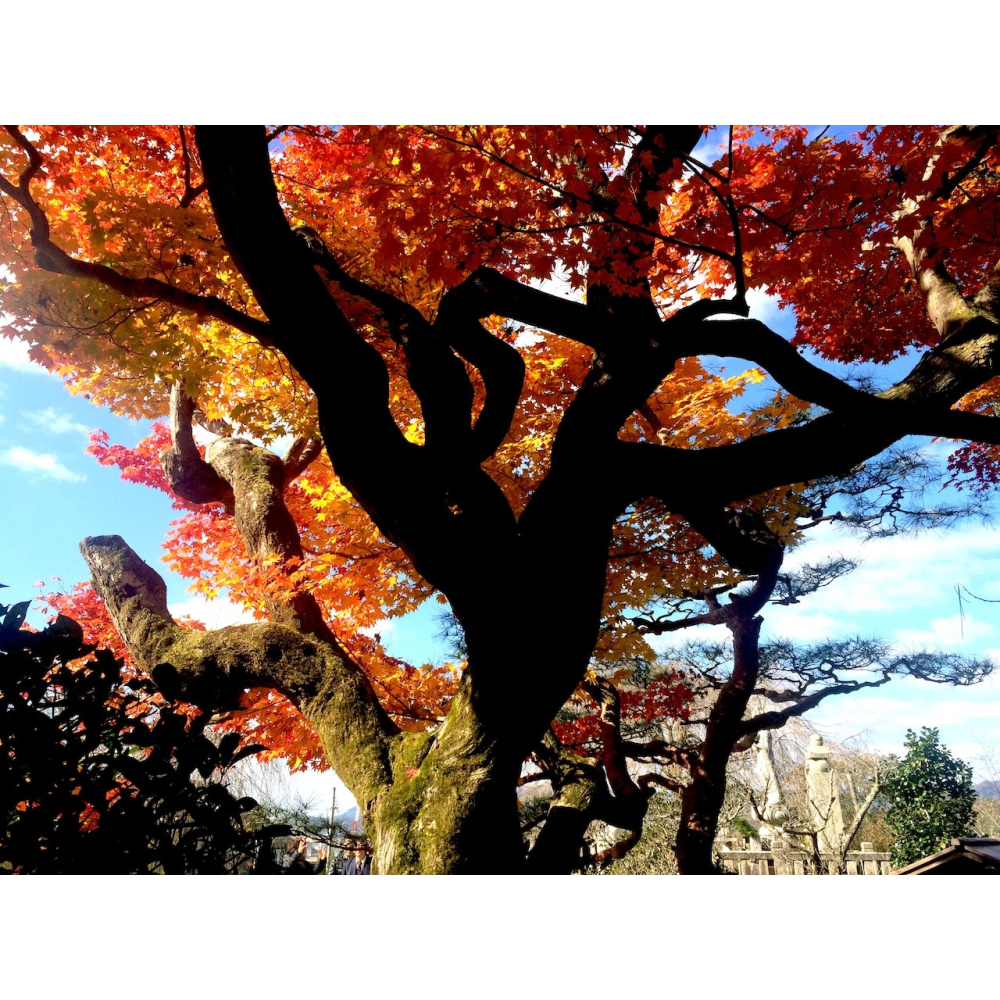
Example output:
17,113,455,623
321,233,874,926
837,772,883,866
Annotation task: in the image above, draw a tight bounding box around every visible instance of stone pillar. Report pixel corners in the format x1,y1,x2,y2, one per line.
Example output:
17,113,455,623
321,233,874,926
755,730,789,828
804,734,845,854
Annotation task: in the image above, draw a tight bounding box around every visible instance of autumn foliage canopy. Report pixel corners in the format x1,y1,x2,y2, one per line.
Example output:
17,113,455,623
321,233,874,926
4,126,1000,873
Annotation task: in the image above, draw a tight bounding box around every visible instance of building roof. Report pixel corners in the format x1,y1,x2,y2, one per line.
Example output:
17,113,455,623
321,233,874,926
894,838,1000,875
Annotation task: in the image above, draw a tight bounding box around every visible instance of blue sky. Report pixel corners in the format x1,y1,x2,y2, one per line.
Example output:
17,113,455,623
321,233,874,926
0,337,177,613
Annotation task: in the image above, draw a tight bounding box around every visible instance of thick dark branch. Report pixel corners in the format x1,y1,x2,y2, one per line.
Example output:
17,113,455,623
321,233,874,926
613,315,1000,510
436,277,528,462
289,307,521,584
195,127,507,598
449,320,525,462
311,242,427,332
633,523,781,633
177,126,206,208
451,267,600,348
741,676,893,735
194,127,379,375
684,317,879,411
194,127,412,457
685,507,785,578
632,607,729,634
682,536,781,765
583,677,651,831
1,125,47,234
308,246,478,457
302,247,522,544
605,133,1000,516
628,126,705,230
541,299,753,483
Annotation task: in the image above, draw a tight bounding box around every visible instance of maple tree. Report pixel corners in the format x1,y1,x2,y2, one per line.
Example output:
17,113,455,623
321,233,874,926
4,125,1000,874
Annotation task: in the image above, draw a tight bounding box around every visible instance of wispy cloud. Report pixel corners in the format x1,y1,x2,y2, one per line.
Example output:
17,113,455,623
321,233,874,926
360,619,398,643
809,686,1000,747
760,610,852,644
0,445,85,481
22,407,90,436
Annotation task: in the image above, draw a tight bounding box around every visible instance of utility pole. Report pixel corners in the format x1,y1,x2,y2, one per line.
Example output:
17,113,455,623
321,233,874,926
327,784,337,875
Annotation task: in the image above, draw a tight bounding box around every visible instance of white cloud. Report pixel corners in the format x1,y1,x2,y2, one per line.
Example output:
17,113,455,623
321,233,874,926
777,522,1000,620
761,610,852,644
22,406,90,436
646,621,730,658
745,286,786,328
895,615,997,650
802,674,1000,777
168,595,258,629
0,336,48,374
0,445,84,481
360,619,398,643
917,698,1000,727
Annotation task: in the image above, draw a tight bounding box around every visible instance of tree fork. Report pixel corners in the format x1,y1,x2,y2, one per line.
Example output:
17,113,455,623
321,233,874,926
78,536,397,828
78,535,536,873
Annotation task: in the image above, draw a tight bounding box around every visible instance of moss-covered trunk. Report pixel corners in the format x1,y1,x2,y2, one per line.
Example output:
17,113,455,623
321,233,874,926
360,680,525,874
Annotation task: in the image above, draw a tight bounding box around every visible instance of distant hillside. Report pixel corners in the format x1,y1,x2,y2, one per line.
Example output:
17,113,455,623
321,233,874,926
334,805,365,834
975,780,1000,799
301,805,365,837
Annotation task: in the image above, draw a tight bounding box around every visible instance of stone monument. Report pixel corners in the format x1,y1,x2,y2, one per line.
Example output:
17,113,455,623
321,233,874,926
754,729,789,830
804,733,845,853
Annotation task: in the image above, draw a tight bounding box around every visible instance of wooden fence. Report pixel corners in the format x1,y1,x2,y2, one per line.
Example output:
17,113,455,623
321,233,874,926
718,840,891,875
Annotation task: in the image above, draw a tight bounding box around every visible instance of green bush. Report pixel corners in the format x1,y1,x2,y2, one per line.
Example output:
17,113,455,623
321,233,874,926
883,727,975,869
